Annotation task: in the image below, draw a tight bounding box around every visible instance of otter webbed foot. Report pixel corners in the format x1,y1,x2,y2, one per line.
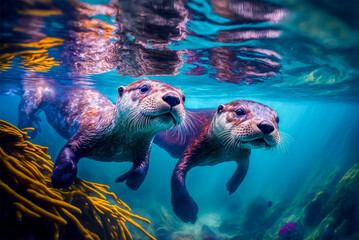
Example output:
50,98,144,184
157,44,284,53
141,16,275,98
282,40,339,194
171,190,198,223
51,146,79,188
18,112,42,138
115,157,149,190
171,166,198,223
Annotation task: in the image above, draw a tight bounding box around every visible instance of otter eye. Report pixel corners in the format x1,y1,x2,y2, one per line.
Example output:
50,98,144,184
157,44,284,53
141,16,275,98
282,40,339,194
235,108,245,117
182,96,185,102
275,116,279,123
139,85,149,94
118,87,124,95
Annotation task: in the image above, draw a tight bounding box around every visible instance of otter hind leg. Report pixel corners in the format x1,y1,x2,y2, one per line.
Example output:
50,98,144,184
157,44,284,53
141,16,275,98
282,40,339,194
226,158,249,195
171,160,198,223
51,145,80,188
115,155,149,190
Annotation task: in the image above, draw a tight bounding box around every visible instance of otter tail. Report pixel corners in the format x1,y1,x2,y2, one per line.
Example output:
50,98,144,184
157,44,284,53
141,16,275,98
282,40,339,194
171,158,198,223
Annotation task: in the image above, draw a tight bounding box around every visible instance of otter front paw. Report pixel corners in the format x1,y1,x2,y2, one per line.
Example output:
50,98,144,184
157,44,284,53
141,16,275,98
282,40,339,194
115,168,145,190
19,115,41,138
116,159,148,190
51,161,77,188
172,193,198,223
226,177,240,195
26,129,39,139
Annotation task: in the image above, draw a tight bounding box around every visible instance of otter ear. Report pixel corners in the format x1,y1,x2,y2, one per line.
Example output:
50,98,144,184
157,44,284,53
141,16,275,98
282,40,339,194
118,86,125,97
217,104,225,113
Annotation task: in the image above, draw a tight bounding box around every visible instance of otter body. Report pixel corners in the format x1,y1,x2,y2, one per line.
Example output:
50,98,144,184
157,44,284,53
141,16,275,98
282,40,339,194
155,100,280,223
19,79,187,189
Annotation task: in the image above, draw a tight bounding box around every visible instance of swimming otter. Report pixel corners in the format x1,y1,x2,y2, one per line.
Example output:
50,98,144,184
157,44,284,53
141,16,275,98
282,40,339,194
18,79,187,189
155,100,280,223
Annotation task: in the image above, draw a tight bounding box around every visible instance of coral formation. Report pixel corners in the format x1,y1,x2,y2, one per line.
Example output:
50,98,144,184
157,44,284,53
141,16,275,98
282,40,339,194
278,222,303,240
0,119,155,240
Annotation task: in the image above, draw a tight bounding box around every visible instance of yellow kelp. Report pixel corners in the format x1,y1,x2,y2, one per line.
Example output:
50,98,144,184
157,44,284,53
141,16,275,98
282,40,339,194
3,37,64,49
19,50,61,72
0,119,155,240
17,8,62,17
0,54,14,71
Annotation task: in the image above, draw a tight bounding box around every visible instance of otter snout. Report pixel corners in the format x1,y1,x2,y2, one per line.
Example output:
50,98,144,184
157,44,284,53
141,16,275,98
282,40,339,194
257,121,274,134
162,93,180,107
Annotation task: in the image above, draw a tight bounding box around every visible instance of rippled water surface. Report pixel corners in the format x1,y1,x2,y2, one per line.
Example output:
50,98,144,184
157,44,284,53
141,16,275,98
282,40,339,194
1,0,359,239
1,0,358,101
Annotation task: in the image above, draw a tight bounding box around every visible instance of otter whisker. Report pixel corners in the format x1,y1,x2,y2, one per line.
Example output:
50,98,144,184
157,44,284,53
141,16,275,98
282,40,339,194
281,138,290,154
279,133,292,154
279,131,293,141
169,124,185,144
127,112,141,131
218,132,231,149
276,140,284,155
223,135,234,150
218,131,233,149
277,136,289,154
125,111,150,132
235,138,242,149
274,134,286,154
186,110,201,127
169,110,198,145
273,103,281,112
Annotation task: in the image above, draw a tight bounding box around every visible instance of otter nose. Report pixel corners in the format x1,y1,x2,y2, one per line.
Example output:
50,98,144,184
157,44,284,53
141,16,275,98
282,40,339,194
162,93,180,107
257,121,274,134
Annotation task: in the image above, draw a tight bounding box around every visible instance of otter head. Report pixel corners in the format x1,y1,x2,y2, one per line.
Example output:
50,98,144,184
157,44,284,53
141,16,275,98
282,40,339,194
210,100,280,149
116,79,186,134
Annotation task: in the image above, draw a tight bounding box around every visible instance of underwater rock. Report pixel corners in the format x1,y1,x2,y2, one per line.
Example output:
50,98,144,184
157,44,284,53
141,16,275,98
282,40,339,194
260,162,350,239
219,217,241,234
222,197,286,239
305,164,359,240
241,196,269,235
242,197,268,226
303,190,330,226
225,161,358,240
323,167,342,188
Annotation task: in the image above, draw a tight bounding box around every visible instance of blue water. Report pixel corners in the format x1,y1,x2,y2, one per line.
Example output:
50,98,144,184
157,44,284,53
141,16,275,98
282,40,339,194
1,0,359,239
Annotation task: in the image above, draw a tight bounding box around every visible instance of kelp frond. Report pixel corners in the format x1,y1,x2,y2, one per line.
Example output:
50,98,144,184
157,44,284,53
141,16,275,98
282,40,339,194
0,119,155,240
